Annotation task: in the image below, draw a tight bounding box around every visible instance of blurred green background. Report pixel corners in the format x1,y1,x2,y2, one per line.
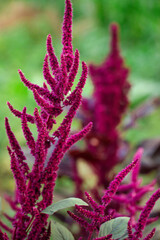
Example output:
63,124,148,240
1,0,160,192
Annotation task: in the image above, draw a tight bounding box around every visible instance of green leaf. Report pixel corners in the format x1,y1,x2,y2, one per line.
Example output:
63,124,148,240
41,197,88,215
98,217,130,240
51,221,75,240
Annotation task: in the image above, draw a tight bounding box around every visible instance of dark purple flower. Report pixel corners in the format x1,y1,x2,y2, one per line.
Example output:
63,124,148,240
143,228,156,240
69,23,131,200
3,0,91,239
112,148,157,226
102,148,143,206
134,189,160,238
68,149,142,239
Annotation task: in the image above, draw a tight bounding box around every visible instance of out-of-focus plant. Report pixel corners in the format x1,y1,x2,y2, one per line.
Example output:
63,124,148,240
70,22,130,198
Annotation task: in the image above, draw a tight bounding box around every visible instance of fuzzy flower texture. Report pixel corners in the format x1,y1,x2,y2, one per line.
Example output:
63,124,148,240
0,0,92,239
71,24,131,198
69,149,160,240
1,0,160,240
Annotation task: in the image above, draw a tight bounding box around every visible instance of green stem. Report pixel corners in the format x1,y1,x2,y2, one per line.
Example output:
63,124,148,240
26,215,35,234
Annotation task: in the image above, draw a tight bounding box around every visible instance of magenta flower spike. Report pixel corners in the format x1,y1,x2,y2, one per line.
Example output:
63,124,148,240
143,228,156,240
43,54,56,91
21,107,36,156
46,34,60,73
128,219,134,239
32,89,56,115
75,204,99,219
0,221,12,235
7,147,26,209
84,191,103,213
4,195,20,212
69,23,131,202
67,149,145,239
62,0,74,71
7,101,35,123
3,0,92,239
0,229,9,240
134,189,160,238
5,117,29,177
18,69,55,102
112,147,157,227
63,61,88,107
89,23,130,137
110,23,118,54
128,221,156,240
67,211,94,231
102,148,143,206
131,151,141,184
64,122,93,152
65,49,80,95
3,213,14,223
